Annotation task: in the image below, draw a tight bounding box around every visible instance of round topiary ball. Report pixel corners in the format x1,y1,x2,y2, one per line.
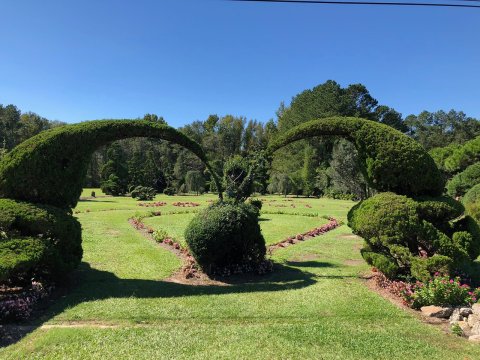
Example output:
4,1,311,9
185,201,266,273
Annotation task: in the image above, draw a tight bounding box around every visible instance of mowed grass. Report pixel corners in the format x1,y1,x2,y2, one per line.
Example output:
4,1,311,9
2,192,480,359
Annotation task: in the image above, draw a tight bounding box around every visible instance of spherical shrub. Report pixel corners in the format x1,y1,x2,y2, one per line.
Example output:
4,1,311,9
185,201,266,273
348,192,480,281
0,199,82,283
463,183,480,223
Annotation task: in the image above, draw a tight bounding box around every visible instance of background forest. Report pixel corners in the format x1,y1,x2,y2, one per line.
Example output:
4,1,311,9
2,80,479,200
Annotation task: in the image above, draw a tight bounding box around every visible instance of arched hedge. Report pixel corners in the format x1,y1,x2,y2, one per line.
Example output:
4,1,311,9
0,120,222,283
268,117,444,197
268,117,480,281
0,120,222,209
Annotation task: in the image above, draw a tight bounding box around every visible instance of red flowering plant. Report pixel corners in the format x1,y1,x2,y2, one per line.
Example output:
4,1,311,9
404,273,480,309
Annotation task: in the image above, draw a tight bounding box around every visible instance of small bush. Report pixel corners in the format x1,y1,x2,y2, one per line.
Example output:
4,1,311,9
405,275,480,309
101,174,125,196
463,183,480,223
131,186,156,201
185,201,266,274
152,228,169,243
163,187,176,196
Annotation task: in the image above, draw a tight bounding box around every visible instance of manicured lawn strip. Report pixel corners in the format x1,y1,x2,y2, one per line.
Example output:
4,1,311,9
2,195,480,359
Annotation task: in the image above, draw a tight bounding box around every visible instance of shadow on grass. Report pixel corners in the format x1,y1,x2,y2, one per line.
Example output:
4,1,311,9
1,260,320,347
285,260,339,268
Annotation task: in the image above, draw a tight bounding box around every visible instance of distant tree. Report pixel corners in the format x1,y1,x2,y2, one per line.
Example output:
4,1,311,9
268,173,292,197
405,110,480,150
100,143,129,195
143,113,167,124
302,145,317,197
185,170,205,195
328,140,368,200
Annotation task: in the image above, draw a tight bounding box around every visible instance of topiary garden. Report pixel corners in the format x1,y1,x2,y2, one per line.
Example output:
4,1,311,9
1,116,478,291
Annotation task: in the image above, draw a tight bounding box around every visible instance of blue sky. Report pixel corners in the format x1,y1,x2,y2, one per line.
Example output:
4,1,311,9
0,0,479,126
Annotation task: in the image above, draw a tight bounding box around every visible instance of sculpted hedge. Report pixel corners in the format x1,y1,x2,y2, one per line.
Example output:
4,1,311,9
0,120,221,283
268,117,477,281
348,193,480,281
268,117,444,197
0,120,222,209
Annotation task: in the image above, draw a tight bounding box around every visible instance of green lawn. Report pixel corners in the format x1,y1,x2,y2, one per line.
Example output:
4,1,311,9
2,192,480,359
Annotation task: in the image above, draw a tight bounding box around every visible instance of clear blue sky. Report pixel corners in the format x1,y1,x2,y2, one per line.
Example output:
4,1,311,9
1,0,479,126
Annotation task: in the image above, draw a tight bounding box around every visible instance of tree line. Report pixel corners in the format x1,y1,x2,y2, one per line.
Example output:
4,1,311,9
2,80,479,199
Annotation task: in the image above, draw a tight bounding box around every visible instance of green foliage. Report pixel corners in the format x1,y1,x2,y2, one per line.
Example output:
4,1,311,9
463,183,480,223
0,237,46,283
152,228,169,243
101,174,125,196
223,155,253,202
405,110,480,151
184,201,266,273
269,117,444,197
302,145,317,196
185,170,205,195
348,193,479,281
248,198,263,211
446,162,480,197
131,186,156,201
444,136,480,173
429,144,461,173
0,199,82,283
163,187,176,196
407,275,480,309
0,120,221,209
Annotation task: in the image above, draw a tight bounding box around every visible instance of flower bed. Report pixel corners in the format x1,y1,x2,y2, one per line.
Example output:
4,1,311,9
172,202,200,207
138,202,167,207
373,271,480,341
0,281,51,322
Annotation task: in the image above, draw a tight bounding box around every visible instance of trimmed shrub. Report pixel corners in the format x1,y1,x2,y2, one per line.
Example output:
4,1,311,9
0,120,222,209
131,186,156,201
268,117,444,197
223,155,254,202
0,199,82,283
444,136,480,173
248,198,263,211
348,192,480,281
463,183,480,223
429,144,461,173
446,162,480,197
185,201,266,273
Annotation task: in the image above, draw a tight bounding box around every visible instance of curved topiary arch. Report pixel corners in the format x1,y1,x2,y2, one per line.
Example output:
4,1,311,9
267,117,444,197
0,120,223,209
0,120,224,283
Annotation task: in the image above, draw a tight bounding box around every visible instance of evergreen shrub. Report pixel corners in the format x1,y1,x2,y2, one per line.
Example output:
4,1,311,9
185,201,266,274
